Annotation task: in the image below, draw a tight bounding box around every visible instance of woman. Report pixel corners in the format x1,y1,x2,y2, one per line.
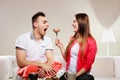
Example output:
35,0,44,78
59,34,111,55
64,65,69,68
55,13,97,80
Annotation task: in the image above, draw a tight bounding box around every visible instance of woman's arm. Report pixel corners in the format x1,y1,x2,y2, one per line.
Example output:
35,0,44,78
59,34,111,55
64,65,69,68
55,39,66,60
76,38,97,77
76,68,86,77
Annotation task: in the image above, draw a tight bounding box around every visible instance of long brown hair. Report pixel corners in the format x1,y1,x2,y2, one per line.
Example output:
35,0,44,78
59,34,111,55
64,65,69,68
65,13,92,58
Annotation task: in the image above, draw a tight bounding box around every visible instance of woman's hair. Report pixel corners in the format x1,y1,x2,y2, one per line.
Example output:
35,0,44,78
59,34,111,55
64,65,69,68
65,13,92,59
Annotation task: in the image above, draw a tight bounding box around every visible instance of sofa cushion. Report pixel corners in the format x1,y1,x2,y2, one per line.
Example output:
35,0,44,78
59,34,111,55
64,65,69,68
91,56,115,78
95,78,115,80
114,57,120,77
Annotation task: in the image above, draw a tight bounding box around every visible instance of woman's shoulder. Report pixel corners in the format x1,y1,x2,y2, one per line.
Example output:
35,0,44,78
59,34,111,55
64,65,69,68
87,36,96,44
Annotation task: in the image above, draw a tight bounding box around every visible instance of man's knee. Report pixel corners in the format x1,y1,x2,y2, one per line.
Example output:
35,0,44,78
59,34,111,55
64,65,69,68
26,65,39,73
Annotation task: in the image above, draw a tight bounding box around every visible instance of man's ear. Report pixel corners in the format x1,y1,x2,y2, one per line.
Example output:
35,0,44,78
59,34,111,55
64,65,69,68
33,22,38,28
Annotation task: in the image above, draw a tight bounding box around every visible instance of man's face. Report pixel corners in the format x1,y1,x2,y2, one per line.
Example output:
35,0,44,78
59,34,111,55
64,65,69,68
34,16,49,37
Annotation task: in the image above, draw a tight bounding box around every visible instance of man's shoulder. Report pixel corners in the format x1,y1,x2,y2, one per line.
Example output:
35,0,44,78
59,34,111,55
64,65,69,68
16,32,31,41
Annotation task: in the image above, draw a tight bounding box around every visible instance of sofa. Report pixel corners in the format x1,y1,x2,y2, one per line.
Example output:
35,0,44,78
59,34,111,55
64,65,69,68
0,55,120,80
91,56,120,80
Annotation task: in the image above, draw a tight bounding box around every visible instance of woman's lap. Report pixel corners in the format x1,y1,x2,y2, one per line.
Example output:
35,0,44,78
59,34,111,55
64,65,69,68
76,73,94,80
59,73,94,80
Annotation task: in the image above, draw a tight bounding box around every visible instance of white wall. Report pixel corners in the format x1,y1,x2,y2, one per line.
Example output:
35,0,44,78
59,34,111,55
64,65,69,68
0,0,120,56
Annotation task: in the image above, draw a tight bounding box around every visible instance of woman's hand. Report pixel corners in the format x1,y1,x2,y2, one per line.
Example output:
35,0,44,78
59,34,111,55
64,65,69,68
55,39,62,48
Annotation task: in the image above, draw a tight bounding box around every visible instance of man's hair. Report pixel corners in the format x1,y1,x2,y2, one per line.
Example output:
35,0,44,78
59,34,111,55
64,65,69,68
32,12,46,25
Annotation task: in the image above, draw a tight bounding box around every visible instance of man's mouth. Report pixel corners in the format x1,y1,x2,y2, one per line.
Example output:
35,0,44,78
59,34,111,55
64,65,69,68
44,28,47,32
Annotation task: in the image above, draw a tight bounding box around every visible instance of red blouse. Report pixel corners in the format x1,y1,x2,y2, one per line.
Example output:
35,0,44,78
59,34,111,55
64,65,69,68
66,37,97,73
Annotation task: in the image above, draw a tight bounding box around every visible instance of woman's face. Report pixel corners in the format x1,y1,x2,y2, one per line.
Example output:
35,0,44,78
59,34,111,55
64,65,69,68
72,17,78,32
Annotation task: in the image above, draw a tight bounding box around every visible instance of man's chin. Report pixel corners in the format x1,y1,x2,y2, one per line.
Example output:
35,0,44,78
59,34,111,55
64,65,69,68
41,34,46,39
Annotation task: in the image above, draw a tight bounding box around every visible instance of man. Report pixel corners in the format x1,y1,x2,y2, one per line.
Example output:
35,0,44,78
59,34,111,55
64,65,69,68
15,12,61,80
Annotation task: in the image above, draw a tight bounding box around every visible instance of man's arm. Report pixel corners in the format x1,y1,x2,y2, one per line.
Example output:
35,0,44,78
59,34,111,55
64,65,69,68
16,47,45,68
43,49,57,76
46,49,54,65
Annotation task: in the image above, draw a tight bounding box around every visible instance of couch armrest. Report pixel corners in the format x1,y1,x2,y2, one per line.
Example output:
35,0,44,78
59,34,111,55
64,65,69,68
0,55,16,80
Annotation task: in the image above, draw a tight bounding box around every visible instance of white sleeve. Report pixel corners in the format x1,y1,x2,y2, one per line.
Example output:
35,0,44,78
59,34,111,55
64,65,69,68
15,36,27,50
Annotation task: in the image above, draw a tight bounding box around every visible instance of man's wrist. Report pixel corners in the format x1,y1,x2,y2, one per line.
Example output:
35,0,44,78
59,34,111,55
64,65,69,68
39,62,45,68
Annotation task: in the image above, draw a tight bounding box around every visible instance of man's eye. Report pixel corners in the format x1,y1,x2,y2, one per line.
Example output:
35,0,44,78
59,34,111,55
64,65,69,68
43,21,46,24
43,21,48,24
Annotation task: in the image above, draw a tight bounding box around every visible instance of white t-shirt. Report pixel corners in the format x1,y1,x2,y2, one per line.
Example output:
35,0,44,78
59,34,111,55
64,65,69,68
68,43,79,73
15,32,53,62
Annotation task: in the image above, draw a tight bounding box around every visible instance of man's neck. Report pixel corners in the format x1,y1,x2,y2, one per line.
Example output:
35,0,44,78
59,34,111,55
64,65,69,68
33,31,43,41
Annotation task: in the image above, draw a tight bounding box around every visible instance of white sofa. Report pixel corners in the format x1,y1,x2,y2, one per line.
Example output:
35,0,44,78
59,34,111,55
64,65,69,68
0,55,17,80
91,56,120,80
0,55,120,80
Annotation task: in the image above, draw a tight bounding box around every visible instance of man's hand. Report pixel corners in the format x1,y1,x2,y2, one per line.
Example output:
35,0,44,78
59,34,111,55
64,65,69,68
41,63,56,77
38,68,45,78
